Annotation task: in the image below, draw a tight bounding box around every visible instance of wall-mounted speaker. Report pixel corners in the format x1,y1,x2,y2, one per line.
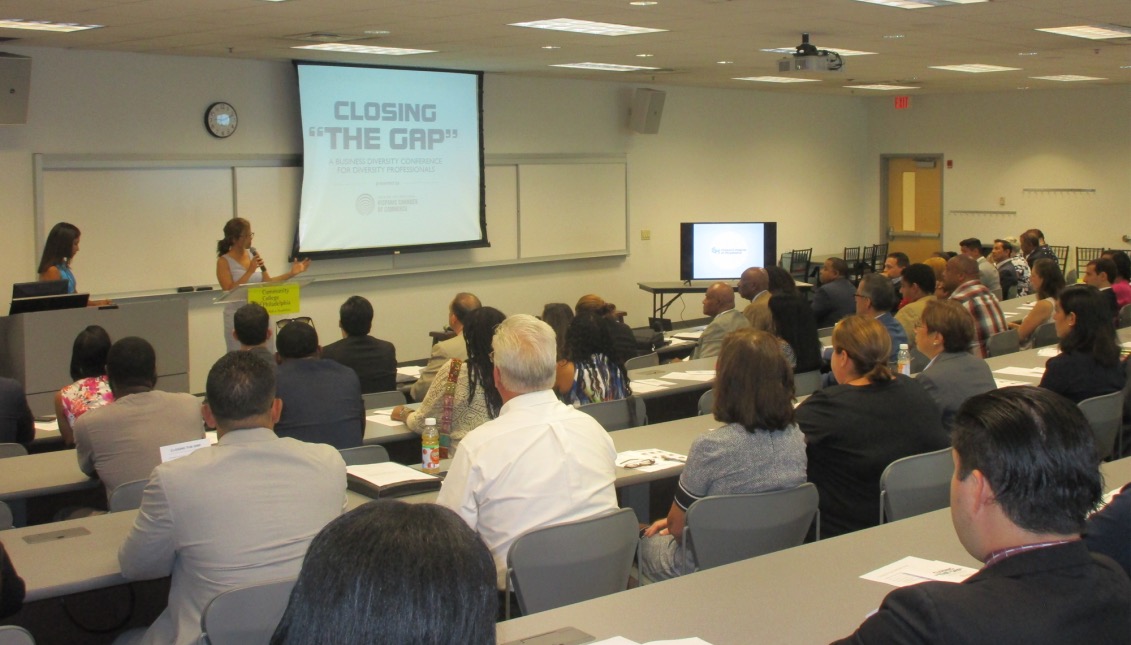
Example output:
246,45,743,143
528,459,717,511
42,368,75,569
0,53,31,125
629,88,665,134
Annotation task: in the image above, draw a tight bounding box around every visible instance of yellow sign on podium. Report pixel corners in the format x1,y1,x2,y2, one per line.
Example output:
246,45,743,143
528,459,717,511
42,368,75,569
248,283,301,315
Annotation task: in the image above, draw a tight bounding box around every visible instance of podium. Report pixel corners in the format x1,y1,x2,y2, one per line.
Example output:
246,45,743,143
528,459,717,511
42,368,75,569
0,300,189,416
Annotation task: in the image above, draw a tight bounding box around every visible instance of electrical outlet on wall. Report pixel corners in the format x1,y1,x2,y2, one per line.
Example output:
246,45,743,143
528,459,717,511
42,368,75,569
640,229,651,240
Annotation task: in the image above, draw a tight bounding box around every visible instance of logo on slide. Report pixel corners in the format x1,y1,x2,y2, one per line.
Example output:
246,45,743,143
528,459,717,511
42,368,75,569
356,194,375,215
711,245,747,255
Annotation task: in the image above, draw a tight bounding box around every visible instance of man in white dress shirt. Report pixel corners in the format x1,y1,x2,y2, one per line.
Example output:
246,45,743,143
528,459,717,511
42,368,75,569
437,314,618,588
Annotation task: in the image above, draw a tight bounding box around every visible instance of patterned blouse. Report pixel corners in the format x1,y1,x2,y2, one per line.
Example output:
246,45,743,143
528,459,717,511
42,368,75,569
563,353,630,406
406,359,490,457
59,375,114,425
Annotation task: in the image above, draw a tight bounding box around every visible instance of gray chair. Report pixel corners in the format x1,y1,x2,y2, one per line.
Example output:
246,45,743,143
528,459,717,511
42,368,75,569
697,389,714,417
1118,304,1131,330
986,329,1020,357
817,326,834,339
794,370,821,397
879,447,953,524
1031,321,1059,348
505,508,638,618
578,396,647,431
362,390,406,410
1078,391,1124,462
0,626,35,645
109,479,149,512
0,501,12,531
683,483,819,572
0,443,28,459
201,577,297,645
625,352,659,371
338,444,390,466
0,444,28,527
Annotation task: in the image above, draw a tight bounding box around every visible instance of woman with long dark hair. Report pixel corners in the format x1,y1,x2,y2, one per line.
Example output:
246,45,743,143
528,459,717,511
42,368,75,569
37,222,82,293
540,302,574,362
393,307,506,456
555,311,630,406
768,292,823,373
1010,257,1064,347
1039,284,1126,403
54,325,114,446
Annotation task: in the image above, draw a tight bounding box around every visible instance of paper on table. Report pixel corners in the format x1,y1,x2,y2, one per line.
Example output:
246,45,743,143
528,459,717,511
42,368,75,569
347,462,438,487
861,556,978,588
33,419,59,432
664,371,715,382
160,438,211,463
397,365,423,378
993,378,1030,388
665,337,693,347
993,366,1045,377
673,330,703,341
591,639,716,645
616,449,688,473
630,379,678,394
1036,347,1060,357
366,413,405,427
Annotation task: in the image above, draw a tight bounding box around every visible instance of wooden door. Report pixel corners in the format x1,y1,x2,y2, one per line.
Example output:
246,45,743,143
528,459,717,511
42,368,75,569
884,156,942,263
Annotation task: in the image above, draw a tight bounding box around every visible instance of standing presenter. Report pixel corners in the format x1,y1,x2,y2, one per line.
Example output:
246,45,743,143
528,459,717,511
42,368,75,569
216,218,310,351
38,222,82,293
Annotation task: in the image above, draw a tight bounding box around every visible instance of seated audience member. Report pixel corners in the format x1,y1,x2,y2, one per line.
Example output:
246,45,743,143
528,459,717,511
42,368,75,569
575,294,640,364
834,387,1131,644
117,352,346,645
1083,258,1121,322
74,337,204,500
1101,249,1131,309
991,238,1030,298
0,377,33,447
274,321,365,450
768,292,823,373
692,282,751,360
894,264,936,341
437,314,618,588
270,500,496,645
766,265,798,296
55,325,114,446
811,258,856,328
411,292,480,402
231,303,274,369
638,329,806,581
1020,228,1056,267
855,273,907,363
1009,258,1063,347
1001,236,1033,295
923,256,950,300
959,237,1002,300
795,316,948,538
944,255,1007,358
392,307,506,456
738,267,772,329
0,543,24,619
1039,284,1126,404
914,300,996,431
556,311,631,405
540,302,574,361
321,296,397,394
1085,484,1131,577
882,252,909,309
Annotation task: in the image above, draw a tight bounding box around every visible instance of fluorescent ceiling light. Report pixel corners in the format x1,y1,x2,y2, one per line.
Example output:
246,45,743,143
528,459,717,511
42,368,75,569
0,19,102,32
1036,25,1131,40
1030,75,1106,82
761,47,876,56
510,18,666,36
929,64,1020,73
846,84,919,90
293,44,435,55
551,62,659,71
852,0,986,8
734,76,821,83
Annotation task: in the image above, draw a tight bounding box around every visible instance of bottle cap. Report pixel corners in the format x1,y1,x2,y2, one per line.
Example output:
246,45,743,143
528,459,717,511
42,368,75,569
899,343,908,349
424,417,436,426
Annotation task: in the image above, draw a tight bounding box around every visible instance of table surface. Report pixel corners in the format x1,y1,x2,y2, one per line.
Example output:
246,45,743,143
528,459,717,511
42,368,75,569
498,457,1131,645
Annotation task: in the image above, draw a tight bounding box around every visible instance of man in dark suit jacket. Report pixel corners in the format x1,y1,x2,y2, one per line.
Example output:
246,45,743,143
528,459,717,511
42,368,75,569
811,257,856,328
274,321,365,450
835,387,1131,644
321,296,397,394
0,377,33,446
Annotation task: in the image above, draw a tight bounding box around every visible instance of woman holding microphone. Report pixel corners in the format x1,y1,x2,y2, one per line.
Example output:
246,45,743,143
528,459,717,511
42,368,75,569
216,218,310,351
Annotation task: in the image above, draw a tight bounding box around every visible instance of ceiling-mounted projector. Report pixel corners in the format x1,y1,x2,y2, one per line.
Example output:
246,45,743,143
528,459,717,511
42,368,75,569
778,32,843,73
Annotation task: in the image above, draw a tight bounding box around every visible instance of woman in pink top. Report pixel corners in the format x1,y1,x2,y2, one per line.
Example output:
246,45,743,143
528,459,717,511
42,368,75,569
1101,250,1131,310
54,326,114,446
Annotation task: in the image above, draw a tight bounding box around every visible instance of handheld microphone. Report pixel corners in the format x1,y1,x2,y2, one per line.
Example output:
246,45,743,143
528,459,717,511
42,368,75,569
249,247,267,273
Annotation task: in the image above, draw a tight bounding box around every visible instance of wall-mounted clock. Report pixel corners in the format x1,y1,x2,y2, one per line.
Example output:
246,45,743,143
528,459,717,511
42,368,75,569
205,102,238,138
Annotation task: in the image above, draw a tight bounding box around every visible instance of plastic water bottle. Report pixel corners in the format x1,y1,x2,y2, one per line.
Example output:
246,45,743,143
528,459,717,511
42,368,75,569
422,417,441,474
896,343,911,376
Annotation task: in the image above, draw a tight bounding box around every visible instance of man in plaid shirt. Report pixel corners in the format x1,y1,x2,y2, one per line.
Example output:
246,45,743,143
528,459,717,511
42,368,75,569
944,255,1007,358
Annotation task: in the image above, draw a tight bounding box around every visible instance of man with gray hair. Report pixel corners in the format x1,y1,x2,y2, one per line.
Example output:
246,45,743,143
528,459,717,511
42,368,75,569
436,314,618,588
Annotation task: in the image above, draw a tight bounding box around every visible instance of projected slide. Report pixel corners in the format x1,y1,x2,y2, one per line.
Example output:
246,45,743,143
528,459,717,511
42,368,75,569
692,223,766,278
296,63,485,257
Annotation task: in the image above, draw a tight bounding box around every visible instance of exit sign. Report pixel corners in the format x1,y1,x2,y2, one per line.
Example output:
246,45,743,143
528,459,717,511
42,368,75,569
894,96,911,110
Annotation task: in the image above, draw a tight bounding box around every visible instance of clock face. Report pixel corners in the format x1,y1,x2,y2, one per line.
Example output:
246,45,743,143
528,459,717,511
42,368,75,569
205,102,238,138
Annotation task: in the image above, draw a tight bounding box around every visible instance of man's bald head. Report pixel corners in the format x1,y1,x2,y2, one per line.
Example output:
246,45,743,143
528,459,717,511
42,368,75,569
703,282,736,317
738,267,769,301
944,255,979,291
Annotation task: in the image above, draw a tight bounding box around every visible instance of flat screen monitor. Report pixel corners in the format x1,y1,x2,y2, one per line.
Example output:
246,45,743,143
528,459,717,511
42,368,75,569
12,280,68,299
680,222,777,281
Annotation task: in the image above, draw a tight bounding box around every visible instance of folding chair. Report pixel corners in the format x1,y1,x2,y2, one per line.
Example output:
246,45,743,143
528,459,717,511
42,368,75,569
109,479,149,512
1078,391,1124,462
338,444,390,466
879,447,953,523
578,396,647,431
362,390,406,410
986,329,1020,357
201,578,297,645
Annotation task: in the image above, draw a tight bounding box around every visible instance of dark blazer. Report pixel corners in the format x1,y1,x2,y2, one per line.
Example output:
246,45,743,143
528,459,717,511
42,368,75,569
917,351,997,431
275,359,365,450
1086,483,1131,577
1039,350,1126,404
321,335,398,394
834,541,1131,644
0,377,33,446
811,277,856,328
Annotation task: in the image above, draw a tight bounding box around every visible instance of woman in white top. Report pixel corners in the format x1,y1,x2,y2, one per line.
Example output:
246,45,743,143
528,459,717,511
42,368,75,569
215,218,310,351
1010,258,1064,347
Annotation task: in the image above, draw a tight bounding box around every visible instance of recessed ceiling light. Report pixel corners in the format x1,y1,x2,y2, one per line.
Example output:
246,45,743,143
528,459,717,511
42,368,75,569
852,0,986,9
510,18,666,36
363,30,391,36
717,60,734,65
846,84,920,90
1030,74,1106,82
883,34,905,39
761,46,876,56
636,53,653,58
541,45,560,49
0,19,102,32
1036,25,1131,40
734,76,821,83
292,44,435,55
1018,52,1039,56
551,62,660,71
929,64,1021,73
629,1,659,5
